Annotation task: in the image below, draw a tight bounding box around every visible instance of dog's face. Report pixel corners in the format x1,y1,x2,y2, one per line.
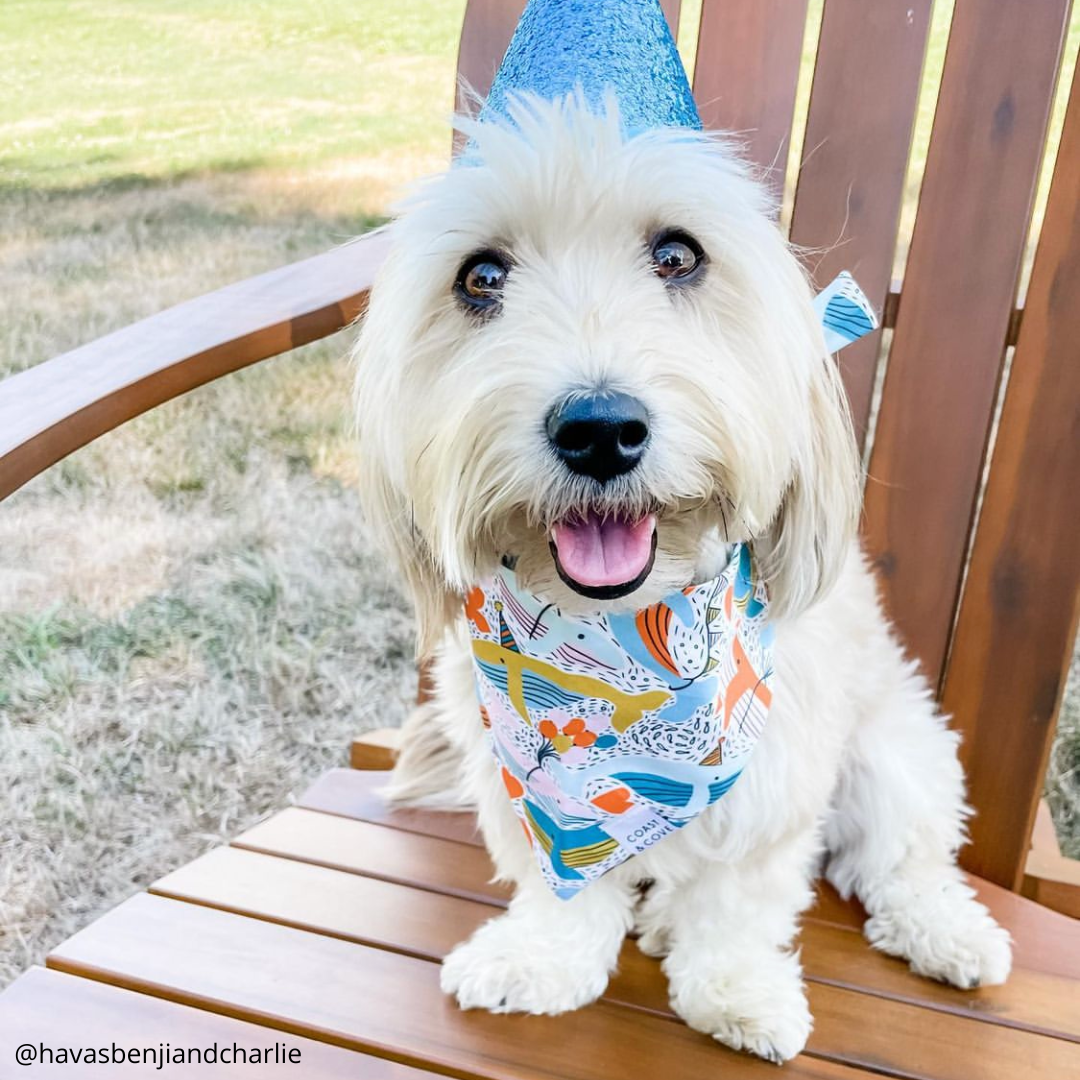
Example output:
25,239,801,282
355,99,859,652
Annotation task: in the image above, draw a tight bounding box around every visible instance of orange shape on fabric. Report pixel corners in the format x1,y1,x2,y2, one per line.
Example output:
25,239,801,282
502,767,524,799
538,719,559,740
635,600,679,677
573,729,597,748
724,636,773,726
592,787,634,814
564,717,586,735
465,586,491,633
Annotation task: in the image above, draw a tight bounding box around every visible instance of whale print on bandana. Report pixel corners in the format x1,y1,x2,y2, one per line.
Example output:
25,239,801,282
466,544,774,898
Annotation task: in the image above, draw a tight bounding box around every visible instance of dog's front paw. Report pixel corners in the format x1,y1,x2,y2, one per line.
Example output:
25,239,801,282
865,894,1012,989
667,949,811,1064
441,915,610,1015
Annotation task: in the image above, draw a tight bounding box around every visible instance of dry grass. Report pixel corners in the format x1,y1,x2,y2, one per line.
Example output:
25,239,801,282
0,164,441,984
1,460,417,983
1,0,1079,989
0,0,460,982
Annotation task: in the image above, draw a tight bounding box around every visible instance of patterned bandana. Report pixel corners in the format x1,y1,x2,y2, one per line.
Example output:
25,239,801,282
465,545,773,898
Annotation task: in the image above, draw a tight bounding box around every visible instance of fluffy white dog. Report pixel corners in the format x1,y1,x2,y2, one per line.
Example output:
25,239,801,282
352,97,1011,1063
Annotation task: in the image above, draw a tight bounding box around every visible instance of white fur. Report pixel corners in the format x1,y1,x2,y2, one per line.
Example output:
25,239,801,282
353,98,1010,1063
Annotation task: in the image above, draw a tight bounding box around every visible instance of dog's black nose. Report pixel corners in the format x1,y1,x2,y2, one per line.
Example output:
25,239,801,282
546,391,650,484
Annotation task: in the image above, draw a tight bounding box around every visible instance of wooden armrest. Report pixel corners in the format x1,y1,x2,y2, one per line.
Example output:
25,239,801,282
0,228,392,501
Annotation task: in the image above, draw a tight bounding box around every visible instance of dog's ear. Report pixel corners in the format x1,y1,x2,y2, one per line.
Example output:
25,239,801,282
353,304,459,660
755,348,861,620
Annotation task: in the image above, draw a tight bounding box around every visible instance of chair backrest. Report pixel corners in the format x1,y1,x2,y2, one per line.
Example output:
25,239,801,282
453,0,1080,891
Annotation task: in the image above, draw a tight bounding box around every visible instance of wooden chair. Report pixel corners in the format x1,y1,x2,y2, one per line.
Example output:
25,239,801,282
1,2,1078,1075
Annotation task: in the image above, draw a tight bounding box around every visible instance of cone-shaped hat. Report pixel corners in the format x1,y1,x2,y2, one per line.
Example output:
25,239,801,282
480,0,701,134
468,0,880,353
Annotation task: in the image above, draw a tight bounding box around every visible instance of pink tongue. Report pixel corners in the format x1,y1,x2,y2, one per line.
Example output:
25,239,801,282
551,512,657,588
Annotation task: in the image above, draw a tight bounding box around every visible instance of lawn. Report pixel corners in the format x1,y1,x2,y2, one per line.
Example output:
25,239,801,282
0,0,470,986
1,0,1078,986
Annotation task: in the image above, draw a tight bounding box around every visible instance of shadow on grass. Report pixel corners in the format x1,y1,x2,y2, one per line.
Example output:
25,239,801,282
0,155,272,199
0,162,389,241
0,155,387,238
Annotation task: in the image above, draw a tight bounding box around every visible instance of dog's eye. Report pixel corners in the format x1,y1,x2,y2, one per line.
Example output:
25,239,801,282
651,230,706,284
456,251,509,311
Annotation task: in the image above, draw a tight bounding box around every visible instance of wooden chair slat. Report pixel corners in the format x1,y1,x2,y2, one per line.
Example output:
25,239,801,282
0,231,390,501
788,0,934,445
940,61,1080,891
300,767,1080,924
297,768,1080,976
240,796,1080,981
802,983,1080,1079
606,958,1080,1080
661,0,683,37
48,893,880,1080
0,966,427,1078
152,845,493,962
861,0,1072,687
297,777,867,930
153,844,1080,1044
300,768,483,845
796,924,1080,1044
352,727,415,771
692,0,810,183
814,855,1080,980
1023,868,1080,922
233,807,512,905
455,0,527,116
296,768,877,931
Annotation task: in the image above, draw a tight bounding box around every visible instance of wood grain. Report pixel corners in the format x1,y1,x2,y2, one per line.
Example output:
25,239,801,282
1022,870,1080,922
300,768,482,845
861,0,1072,688
941,59,1080,891
152,844,1080,1044
693,0,810,185
454,0,527,117
152,845,494,962
48,893,881,1080
0,231,391,501
233,807,511,906
661,0,683,37
789,0,933,445
604,949,1080,1079
350,729,409,773
0,966,429,1078
295,767,1080,977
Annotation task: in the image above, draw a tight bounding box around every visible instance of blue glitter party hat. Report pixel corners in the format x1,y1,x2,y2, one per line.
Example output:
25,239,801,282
479,0,701,134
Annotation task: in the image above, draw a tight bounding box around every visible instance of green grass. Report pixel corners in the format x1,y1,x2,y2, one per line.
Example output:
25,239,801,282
0,0,467,191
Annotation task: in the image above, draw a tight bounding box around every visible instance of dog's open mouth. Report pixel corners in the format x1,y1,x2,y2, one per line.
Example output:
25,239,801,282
549,511,658,600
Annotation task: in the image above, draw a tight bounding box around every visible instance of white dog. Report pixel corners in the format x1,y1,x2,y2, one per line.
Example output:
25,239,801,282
352,97,1011,1063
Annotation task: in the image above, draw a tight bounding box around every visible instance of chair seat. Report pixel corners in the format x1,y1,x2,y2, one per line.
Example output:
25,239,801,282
2,767,1078,1079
